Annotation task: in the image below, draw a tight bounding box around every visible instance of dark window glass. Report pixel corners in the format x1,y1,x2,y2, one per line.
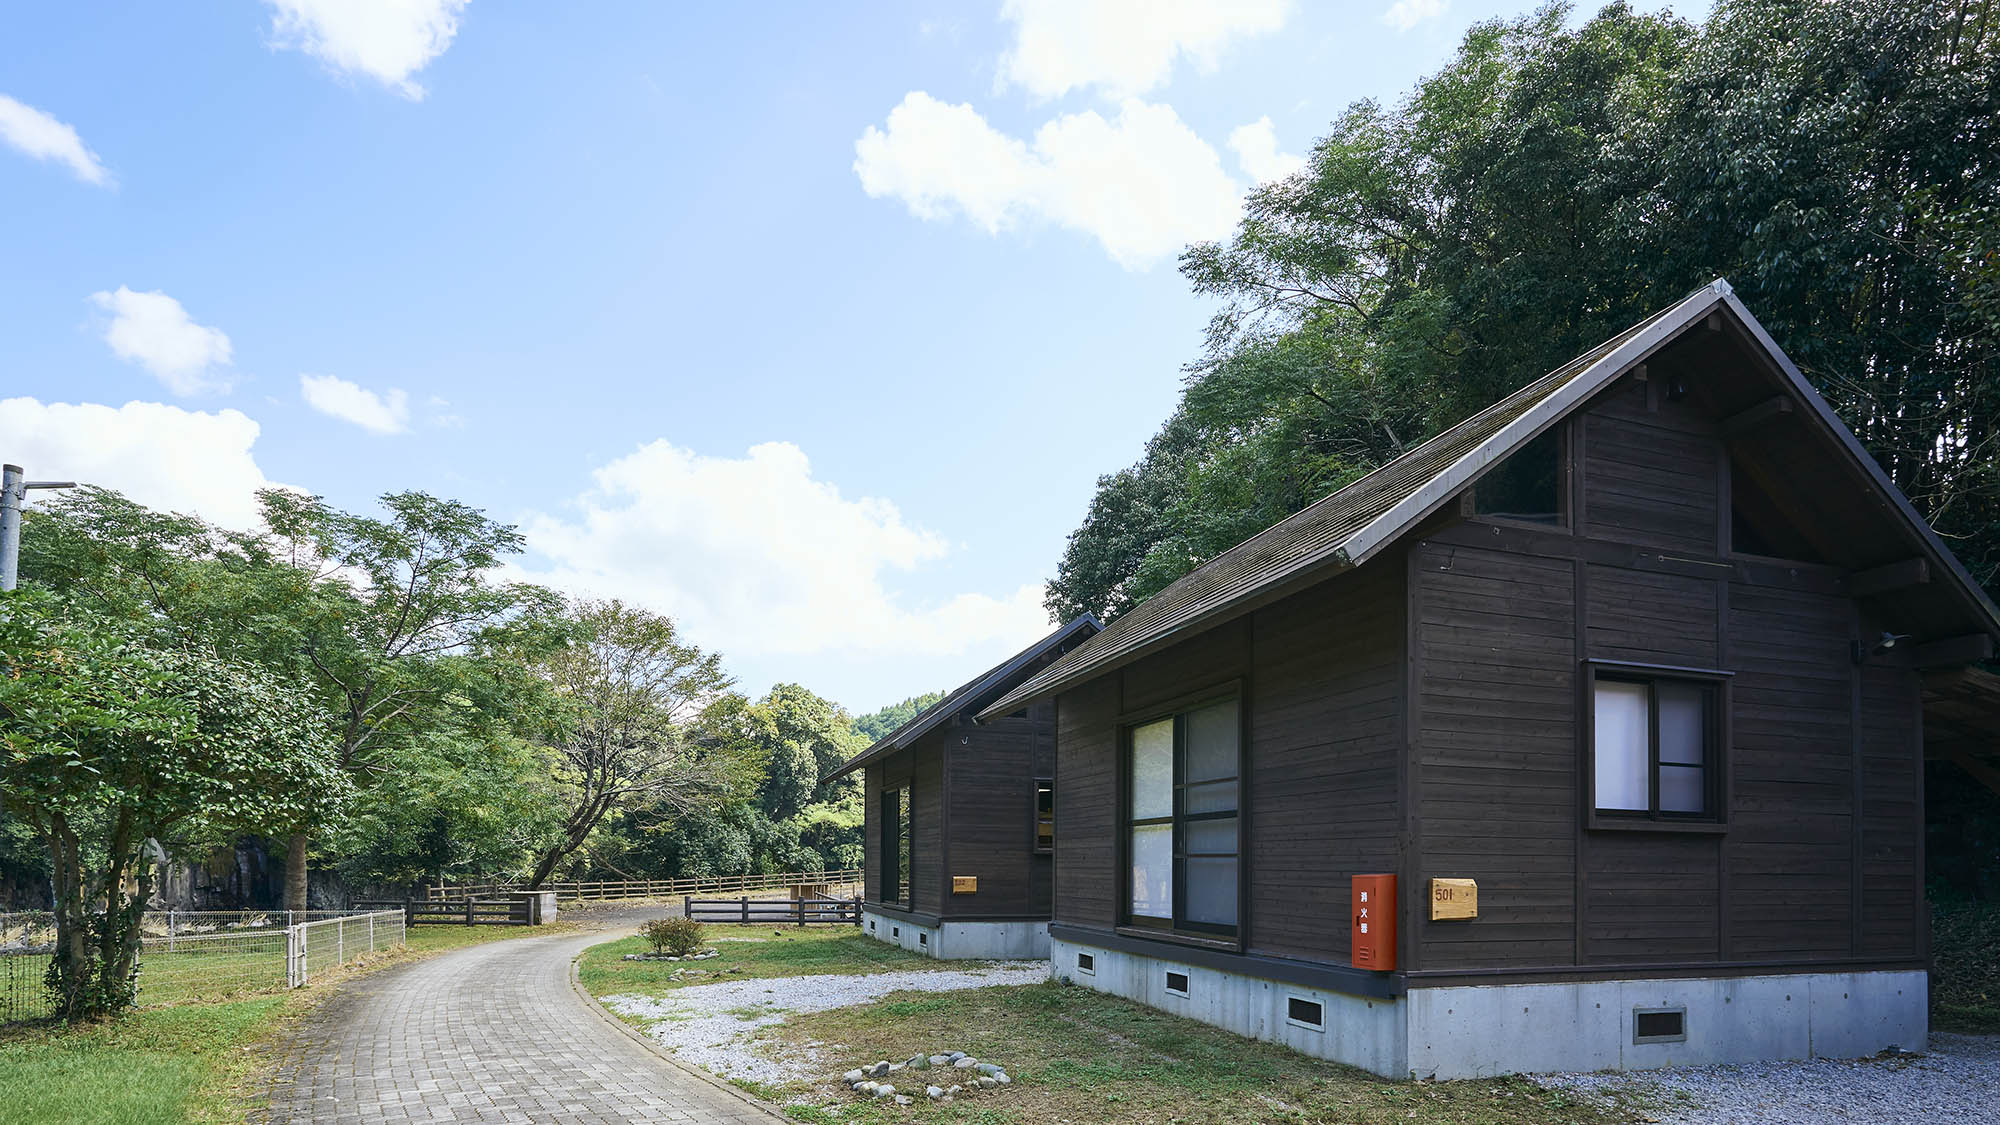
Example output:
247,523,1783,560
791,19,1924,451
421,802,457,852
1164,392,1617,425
1473,427,1563,524
881,785,912,906
1034,779,1054,853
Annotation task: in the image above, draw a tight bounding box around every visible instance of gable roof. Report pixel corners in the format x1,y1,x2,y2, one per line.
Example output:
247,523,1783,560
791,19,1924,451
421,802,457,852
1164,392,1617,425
978,279,2000,721
825,613,1101,782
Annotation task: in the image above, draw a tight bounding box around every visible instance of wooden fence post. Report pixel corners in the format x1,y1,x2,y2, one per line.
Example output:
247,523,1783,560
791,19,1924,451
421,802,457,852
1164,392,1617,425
465,899,474,926
740,895,749,924
683,895,691,919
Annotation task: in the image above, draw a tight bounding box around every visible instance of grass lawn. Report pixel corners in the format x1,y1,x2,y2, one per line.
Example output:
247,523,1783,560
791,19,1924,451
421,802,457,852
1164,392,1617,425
1931,895,2000,1033
577,924,940,999
0,920,579,1124
753,982,1638,1125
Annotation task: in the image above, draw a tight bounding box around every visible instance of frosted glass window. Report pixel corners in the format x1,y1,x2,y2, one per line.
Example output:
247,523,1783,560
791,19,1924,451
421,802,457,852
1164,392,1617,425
1129,823,1172,920
1658,683,1705,765
1594,680,1649,811
1185,700,1239,782
1660,765,1705,814
1184,857,1238,925
1131,718,1174,819
1183,816,1237,856
1184,779,1237,815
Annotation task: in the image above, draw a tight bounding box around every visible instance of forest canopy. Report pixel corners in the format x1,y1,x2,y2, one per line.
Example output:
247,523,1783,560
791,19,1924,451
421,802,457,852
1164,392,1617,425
1046,0,2000,623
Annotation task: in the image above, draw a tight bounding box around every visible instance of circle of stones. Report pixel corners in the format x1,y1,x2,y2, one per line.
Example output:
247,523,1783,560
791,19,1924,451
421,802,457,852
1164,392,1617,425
841,1052,1013,1105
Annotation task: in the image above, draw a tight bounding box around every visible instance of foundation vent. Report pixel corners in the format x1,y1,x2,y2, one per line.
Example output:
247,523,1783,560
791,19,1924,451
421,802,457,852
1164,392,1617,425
918,932,927,946
1633,1007,1687,1044
1075,952,1095,975
1165,971,1189,997
1286,997,1324,1030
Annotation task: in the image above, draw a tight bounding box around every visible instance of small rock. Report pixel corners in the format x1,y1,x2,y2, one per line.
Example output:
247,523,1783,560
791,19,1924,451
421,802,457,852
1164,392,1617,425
947,1085,961,1096
976,1062,1001,1076
842,1069,864,1083
953,1057,978,1069
874,1084,895,1098
895,1095,912,1105
887,1063,904,1074
994,1073,1011,1085
871,1061,892,1077
927,1054,952,1065
925,1085,943,1099
947,1051,966,1061
858,1081,877,1095
977,1077,997,1089
907,1054,928,1070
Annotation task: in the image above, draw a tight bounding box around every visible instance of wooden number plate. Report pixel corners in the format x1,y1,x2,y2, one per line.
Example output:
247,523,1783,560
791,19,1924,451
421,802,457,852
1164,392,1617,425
952,876,977,894
1430,877,1477,921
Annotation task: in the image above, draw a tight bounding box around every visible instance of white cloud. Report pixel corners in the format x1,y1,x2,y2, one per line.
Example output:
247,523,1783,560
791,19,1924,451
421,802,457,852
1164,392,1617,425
1228,117,1305,183
1382,0,1448,32
998,0,1292,100
264,0,469,99
516,439,1049,661
89,287,234,396
0,95,109,185
855,92,1243,269
299,374,410,434
0,399,283,530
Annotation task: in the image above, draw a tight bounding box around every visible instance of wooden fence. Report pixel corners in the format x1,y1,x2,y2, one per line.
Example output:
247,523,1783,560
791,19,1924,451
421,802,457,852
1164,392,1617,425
355,898,532,927
683,895,861,926
424,868,861,903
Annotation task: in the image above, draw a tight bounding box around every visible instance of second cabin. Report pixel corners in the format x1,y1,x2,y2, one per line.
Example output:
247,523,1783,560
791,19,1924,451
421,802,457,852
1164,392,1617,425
827,615,1099,958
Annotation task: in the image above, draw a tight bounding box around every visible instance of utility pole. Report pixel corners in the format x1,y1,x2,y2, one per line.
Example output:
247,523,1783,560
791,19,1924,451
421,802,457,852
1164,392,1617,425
1,464,78,591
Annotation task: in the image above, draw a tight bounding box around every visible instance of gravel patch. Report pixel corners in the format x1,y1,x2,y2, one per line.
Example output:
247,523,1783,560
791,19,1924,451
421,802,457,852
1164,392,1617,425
600,962,1047,1087
1533,1034,2000,1124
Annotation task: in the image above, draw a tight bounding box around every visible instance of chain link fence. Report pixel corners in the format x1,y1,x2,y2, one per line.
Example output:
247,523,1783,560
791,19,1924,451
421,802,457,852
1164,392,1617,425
0,908,406,1025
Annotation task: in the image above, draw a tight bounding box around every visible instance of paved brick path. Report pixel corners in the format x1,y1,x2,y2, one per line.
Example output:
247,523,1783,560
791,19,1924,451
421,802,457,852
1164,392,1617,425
259,911,781,1124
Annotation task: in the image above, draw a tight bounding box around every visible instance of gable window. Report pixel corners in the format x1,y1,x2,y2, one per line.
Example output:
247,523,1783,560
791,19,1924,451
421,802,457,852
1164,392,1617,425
882,785,912,907
1590,666,1725,824
1033,778,1054,853
1472,426,1565,526
1126,697,1240,937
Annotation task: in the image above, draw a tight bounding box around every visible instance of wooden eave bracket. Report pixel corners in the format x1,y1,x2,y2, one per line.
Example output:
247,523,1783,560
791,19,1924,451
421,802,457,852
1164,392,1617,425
1845,558,1930,597
1911,633,1997,668
1948,752,2000,798
1721,395,1793,437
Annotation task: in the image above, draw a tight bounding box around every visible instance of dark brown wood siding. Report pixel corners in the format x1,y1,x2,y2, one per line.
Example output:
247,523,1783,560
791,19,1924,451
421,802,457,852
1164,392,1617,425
1401,370,1927,979
1411,541,1579,970
1054,675,1120,927
862,744,945,916
1247,558,1404,964
944,701,1054,919
1050,562,1406,957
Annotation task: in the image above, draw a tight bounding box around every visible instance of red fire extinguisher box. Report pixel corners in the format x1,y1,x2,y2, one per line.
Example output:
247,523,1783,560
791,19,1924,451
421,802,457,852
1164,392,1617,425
1351,874,1397,971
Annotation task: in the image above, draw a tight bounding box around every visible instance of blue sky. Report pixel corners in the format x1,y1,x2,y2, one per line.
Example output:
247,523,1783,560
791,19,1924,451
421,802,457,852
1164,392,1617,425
0,0,1689,714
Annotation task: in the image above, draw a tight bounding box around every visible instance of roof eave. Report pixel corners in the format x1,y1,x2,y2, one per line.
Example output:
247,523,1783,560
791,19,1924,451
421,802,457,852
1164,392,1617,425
825,614,1103,781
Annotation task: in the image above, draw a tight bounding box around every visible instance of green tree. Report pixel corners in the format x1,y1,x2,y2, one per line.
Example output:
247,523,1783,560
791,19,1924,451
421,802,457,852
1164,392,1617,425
519,600,738,889
852,691,946,742
0,592,345,1019
260,488,560,907
1051,0,2000,619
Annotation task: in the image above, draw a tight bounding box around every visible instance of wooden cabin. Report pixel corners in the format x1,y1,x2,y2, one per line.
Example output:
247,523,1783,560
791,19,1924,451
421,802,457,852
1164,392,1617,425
828,615,1100,958
977,280,2000,1078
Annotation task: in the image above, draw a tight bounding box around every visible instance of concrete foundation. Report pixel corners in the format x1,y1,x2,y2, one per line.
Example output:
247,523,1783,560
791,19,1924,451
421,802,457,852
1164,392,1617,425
1053,936,1927,1079
863,910,1049,959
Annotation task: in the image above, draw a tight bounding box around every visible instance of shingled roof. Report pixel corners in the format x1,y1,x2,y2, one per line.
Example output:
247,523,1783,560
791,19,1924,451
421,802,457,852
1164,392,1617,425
977,279,2000,721
825,613,1100,782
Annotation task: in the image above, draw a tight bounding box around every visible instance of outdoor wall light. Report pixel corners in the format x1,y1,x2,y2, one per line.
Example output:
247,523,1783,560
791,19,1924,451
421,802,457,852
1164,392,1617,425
1851,631,1912,664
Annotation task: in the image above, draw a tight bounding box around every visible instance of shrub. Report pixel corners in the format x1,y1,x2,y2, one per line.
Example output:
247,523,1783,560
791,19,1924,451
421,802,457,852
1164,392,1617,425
640,917,706,957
